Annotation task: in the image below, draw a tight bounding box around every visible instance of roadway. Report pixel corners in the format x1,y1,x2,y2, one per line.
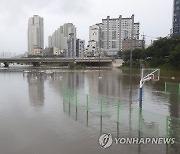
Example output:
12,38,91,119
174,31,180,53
0,57,113,67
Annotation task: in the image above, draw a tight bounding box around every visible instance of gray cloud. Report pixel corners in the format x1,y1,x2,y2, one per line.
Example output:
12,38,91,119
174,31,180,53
0,0,173,53
57,0,91,15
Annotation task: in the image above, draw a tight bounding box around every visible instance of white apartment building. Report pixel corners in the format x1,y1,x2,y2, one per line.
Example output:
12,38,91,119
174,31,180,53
89,23,102,48
134,23,140,40
101,15,140,56
48,23,76,57
48,36,52,48
28,15,44,55
89,15,140,56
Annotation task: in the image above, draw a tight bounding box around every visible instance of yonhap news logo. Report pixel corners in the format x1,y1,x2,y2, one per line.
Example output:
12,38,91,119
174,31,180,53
98,133,175,149
99,133,113,149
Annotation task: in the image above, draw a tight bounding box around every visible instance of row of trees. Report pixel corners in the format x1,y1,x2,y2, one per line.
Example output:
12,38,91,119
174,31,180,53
118,35,180,70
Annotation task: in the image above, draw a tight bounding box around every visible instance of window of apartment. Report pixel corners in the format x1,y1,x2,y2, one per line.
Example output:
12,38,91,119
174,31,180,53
101,32,104,39
101,42,104,48
112,31,116,39
112,41,116,48
124,30,129,39
93,32,97,35
176,0,180,5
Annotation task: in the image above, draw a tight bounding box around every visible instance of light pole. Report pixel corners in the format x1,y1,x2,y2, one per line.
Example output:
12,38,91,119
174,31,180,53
129,33,139,92
130,37,133,93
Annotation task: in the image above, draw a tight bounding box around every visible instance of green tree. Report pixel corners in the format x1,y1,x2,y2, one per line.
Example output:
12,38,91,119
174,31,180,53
117,50,123,58
169,44,180,68
122,48,145,68
145,35,180,69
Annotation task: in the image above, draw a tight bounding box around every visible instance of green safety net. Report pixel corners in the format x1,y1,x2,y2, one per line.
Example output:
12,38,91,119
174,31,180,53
165,82,180,95
62,88,180,142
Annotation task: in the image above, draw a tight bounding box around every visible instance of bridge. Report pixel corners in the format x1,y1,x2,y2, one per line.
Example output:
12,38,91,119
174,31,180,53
0,57,113,67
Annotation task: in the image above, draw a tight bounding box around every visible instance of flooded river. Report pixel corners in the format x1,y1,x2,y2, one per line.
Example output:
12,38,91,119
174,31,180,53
0,67,179,154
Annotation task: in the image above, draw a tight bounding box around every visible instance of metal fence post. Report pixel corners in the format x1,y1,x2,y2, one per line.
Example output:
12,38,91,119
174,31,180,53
68,91,70,115
165,82,167,93
76,92,78,109
166,116,169,138
138,108,142,131
86,94,89,126
117,103,120,123
75,92,78,121
100,97,102,117
100,97,102,133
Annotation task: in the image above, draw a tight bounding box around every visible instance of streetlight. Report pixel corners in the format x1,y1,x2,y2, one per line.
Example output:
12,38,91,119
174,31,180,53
129,37,133,93
129,32,139,92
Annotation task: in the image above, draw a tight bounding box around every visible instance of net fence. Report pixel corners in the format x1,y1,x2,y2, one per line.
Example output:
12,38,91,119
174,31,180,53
165,82,180,95
62,88,180,143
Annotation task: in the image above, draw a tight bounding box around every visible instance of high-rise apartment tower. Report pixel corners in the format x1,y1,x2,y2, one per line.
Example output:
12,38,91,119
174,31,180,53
28,15,44,55
173,0,180,35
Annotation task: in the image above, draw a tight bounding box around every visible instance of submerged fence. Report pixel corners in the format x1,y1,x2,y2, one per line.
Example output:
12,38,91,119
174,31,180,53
165,82,180,95
62,88,180,144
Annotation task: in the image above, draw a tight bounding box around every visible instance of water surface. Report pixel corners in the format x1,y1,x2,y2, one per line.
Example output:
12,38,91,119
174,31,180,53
0,67,179,154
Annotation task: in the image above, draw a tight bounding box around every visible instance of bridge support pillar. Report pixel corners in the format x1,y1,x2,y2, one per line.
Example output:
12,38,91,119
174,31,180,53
4,62,9,67
32,62,40,67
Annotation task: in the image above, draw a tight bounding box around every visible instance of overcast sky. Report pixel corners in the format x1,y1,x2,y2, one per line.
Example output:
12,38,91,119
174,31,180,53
0,0,173,54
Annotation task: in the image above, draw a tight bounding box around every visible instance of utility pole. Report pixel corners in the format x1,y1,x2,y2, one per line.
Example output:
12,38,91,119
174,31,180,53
130,16,134,93
141,33,146,49
98,47,102,79
130,40,133,92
